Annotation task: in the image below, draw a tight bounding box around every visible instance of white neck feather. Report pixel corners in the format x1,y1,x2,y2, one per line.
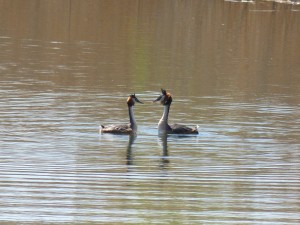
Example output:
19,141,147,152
158,105,170,133
129,106,137,130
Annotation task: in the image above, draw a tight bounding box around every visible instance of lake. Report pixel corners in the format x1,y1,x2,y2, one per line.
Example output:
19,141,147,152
0,0,299,224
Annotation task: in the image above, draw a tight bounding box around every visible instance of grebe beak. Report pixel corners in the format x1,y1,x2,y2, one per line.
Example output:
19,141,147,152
153,95,163,103
135,96,143,104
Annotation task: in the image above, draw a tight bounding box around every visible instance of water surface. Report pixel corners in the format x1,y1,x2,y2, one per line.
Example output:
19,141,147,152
0,0,299,224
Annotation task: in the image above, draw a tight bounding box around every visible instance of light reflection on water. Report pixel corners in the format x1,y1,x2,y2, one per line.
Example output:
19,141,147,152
1,84,299,224
1,0,300,224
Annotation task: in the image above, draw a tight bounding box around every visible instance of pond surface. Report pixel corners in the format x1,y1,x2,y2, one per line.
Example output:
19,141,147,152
0,0,299,224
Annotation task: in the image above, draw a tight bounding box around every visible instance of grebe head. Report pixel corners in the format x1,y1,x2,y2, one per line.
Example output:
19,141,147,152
127,94,143,107
153,88,173,106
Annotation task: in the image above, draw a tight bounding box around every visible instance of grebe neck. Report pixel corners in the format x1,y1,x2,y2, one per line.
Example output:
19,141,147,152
158,105,171,133
128,106,137,130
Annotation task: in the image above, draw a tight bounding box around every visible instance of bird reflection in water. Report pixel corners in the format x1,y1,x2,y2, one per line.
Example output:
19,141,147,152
126,134,136,166
125,134,170,169
158,134,170,167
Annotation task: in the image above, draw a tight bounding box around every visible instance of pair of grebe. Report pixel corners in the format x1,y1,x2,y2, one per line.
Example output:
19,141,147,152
100,89,199,135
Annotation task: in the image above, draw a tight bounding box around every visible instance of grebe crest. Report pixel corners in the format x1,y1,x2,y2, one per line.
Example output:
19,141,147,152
153,88,173,106
127,94,142,107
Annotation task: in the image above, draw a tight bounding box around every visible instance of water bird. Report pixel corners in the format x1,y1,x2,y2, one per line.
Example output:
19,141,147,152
153,89,199,135
100,94,143,134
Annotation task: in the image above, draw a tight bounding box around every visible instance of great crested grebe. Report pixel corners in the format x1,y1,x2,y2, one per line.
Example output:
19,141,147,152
100,94,143,134
153,89,199,135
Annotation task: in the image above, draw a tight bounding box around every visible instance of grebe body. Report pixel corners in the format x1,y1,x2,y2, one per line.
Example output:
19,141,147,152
153,89,198,135
100,94,143,134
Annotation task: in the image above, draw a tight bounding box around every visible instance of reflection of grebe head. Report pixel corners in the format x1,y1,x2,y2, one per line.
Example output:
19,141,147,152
153,88,173,106
127,94,143,107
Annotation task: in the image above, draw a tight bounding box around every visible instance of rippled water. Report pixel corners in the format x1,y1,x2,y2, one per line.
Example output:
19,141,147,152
1,0,300,224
